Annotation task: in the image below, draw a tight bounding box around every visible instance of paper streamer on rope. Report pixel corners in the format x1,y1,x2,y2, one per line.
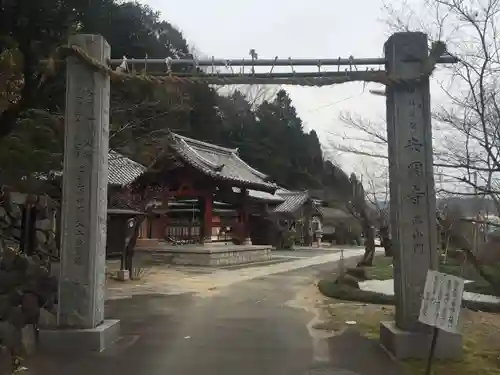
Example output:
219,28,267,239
44,41,450,88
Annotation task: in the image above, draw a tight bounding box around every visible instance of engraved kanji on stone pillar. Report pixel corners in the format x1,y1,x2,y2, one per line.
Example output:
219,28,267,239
385,32,439,332
58,34,110,329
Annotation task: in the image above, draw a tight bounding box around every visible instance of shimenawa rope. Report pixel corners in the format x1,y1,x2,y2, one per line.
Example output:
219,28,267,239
45,41,448,87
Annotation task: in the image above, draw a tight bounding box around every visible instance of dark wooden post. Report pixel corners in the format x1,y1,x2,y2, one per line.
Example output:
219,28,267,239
238,189,251,245
147,215,152,239
199,194,213,243
303,200,313,246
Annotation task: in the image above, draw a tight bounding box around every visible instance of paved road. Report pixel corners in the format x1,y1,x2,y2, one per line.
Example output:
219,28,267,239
31,271,326,375
29,249,401,375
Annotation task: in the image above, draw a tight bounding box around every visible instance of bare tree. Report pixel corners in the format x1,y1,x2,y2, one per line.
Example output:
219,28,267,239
391,0,500,211
331,112,388,161
335,171,377,264
360,160,393,256
349,173,378,266
215,84,278,109
329,1,500,291
437,206,500,292
332,0,500,219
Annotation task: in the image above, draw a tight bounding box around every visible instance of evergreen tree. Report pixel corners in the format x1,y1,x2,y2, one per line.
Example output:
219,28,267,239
0,0,353,201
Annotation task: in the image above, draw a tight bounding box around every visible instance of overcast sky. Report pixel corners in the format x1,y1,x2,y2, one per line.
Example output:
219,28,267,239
142,0,449,178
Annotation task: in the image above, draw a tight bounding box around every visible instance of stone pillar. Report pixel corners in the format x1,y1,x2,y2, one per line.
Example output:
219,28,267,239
39,34,120,352
379,32,462,359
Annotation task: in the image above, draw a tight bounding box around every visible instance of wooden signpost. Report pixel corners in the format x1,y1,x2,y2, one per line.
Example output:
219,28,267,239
418,270,465,374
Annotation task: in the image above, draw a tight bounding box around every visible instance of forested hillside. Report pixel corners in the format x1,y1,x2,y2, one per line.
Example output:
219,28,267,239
0,0,349,193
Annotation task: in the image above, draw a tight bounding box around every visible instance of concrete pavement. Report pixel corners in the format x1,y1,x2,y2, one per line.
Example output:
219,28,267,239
27,247,404,375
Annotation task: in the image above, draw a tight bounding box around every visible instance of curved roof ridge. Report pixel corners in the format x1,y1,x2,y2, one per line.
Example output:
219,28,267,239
173,133,238,154
277,190,310,199
232,153,270,180
157,131,277,193
177,138,223,171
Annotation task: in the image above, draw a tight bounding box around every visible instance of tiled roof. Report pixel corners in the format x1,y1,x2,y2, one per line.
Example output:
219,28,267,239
272,191,310,214
234,188,285,202
165,133,277,192
108,150,146,186
249,190,284,201
320,206,353,220
50,150,146,187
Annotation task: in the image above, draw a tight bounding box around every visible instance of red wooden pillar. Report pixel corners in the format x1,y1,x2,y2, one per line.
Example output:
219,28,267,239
200,194,213,244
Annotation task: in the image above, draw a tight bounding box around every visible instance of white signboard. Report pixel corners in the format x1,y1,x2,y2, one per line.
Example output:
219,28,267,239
418,270,465,333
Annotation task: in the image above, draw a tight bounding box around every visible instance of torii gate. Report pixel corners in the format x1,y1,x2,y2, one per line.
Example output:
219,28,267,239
40,32,461,359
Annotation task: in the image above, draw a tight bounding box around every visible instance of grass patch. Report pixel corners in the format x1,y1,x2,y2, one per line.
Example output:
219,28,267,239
317,254,500,374
466,279,500,296
318,279,500,313
318,279,394,305
320,299,394,340
364,257,500,297
321,299,500,375
365,256,393,280
403,309,500,375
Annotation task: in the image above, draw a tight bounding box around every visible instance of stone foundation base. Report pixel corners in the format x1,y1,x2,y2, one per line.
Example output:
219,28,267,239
242,237,253,245
169,248,270,266
138,243,272,266
39,319,120,353
379,321,463,359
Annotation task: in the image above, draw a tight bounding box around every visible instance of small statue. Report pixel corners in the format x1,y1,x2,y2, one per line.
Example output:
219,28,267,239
282,222,296,250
